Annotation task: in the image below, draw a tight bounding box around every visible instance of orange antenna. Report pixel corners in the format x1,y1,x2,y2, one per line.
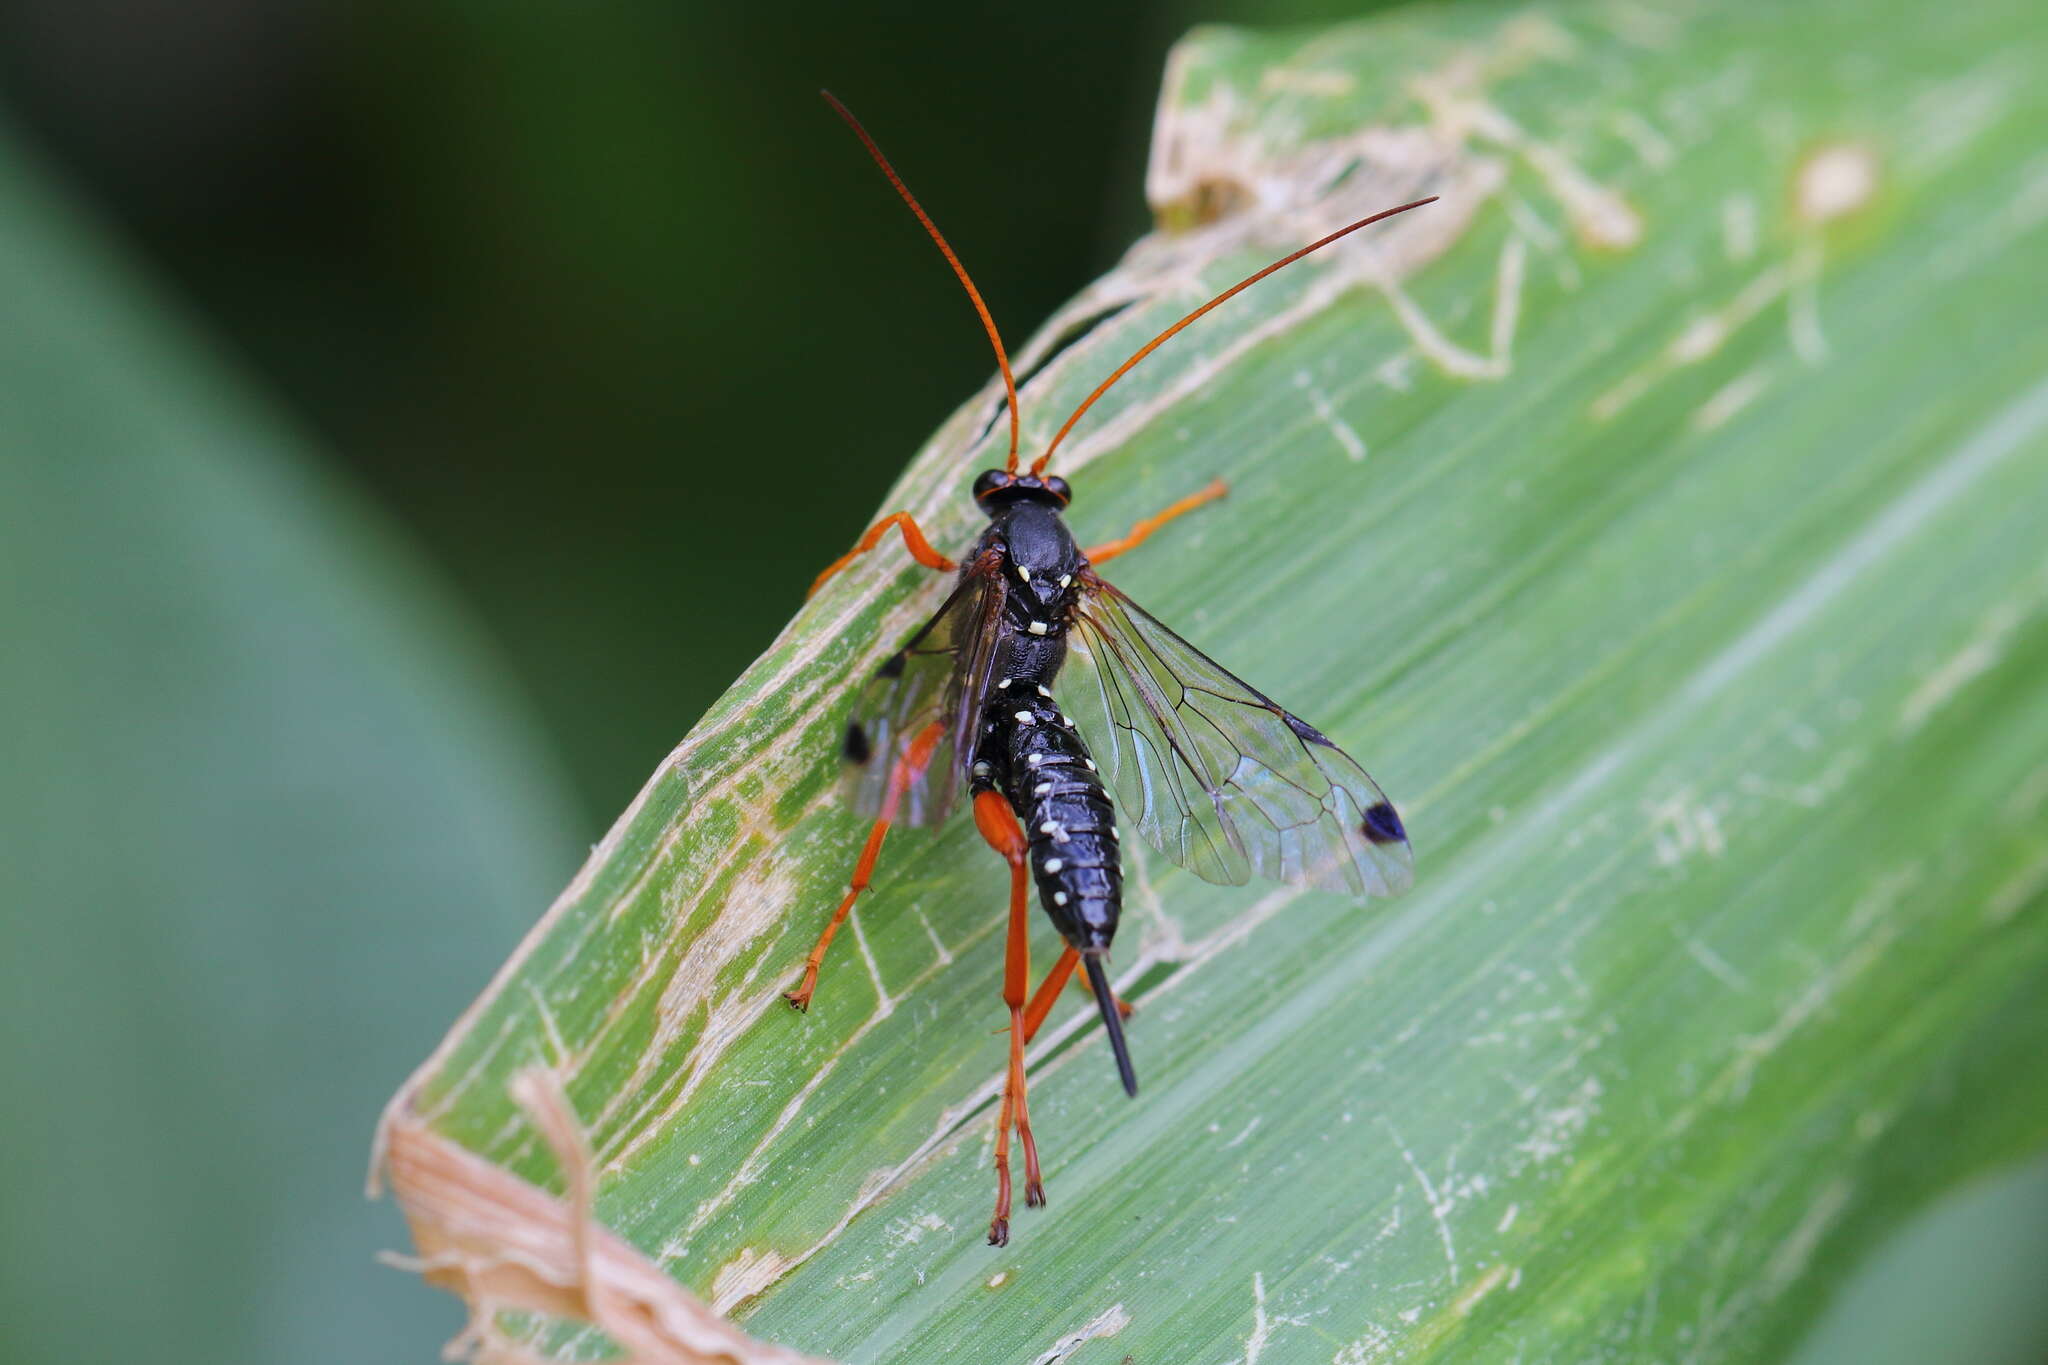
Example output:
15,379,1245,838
1031,196,1438,475
823,91,1023,473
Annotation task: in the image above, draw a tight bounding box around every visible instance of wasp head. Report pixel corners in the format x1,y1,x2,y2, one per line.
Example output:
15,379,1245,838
972,468,1072,515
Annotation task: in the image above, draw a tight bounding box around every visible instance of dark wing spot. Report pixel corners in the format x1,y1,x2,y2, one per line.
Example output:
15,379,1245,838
1282,711,1334,746
1361,801,1407,845
843,720,873,765
877,650,907,679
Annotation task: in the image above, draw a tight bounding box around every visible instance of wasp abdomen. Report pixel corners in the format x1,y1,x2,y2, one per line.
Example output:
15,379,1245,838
997,695,1122,953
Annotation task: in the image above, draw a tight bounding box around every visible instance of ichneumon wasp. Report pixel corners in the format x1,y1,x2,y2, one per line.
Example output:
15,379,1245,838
790,93,1424,1246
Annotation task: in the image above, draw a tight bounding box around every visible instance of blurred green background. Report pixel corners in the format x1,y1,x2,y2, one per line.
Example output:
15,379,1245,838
4,0,1309,822
1,2,2042,1362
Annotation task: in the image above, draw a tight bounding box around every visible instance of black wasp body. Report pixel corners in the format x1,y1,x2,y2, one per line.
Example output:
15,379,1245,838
966,475,1123,961
788,93,1430,1246
803,461,1413,1245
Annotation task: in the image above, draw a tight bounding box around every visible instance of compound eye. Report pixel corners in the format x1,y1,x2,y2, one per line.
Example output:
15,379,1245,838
1044,475,1072,504
972,469,1009,502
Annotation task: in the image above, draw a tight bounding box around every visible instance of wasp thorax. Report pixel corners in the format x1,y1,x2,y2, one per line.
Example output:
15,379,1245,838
994,500,1081,616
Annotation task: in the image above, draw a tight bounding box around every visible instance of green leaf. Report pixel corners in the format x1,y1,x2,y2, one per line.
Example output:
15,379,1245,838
381,2,2048,1360
0,120,585,1362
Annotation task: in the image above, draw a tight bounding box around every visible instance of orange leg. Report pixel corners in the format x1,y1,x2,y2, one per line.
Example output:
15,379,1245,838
808,512,956,598
1021,947,1133,1045
1021,948,1080,1044
974,789,1044,1244
784,722,943,1012
1083,478,1228,564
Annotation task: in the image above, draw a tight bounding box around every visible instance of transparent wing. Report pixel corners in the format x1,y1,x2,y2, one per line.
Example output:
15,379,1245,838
843,561,1006,827
1065,578,1413,896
